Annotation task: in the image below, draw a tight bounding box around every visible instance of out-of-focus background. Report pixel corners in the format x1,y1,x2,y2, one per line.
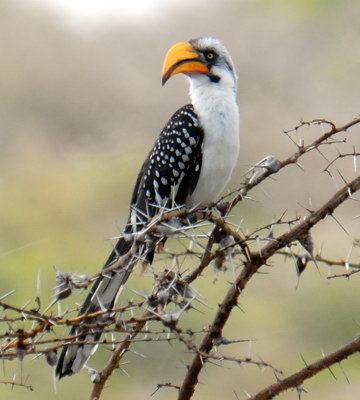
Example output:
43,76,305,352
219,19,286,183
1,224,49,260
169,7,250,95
1,0,360,399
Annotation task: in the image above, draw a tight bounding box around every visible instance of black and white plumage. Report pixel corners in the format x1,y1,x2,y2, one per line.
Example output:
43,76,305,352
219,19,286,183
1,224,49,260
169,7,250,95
56,37,240,378
133,104,203,218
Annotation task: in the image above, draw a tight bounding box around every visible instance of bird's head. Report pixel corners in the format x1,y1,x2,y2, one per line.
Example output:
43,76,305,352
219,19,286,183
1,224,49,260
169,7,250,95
162,37,237,91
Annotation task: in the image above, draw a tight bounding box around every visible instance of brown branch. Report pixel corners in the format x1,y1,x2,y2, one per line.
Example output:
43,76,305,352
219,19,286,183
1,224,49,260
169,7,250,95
199,352,282,375
0,379,34,391
89,311,151,400
327,269,360,279
151,382,180,396
177,175,360,400
183,228,219,283
277,250,360,270
229,117,360,209
248,336,360,399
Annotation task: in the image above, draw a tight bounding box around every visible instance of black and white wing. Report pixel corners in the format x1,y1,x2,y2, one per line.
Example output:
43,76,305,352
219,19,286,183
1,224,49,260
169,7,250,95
126,104,203,229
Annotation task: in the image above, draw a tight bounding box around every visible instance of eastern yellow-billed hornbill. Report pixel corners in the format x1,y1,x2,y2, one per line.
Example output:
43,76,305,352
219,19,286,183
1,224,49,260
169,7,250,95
56,37,240,378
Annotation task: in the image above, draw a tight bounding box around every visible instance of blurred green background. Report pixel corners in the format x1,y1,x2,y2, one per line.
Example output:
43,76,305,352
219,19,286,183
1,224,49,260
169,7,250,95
1,0,360,399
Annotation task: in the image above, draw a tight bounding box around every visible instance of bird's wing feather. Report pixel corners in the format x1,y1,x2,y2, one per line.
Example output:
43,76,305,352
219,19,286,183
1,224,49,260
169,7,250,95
130,104,203,225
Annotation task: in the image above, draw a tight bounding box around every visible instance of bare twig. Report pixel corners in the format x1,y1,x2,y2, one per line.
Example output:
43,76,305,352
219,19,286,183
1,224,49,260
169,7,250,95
248,336,360,399
90,312,151,400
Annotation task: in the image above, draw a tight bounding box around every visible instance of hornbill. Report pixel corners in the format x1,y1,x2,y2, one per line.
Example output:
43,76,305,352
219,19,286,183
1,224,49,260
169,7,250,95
56,37,240,378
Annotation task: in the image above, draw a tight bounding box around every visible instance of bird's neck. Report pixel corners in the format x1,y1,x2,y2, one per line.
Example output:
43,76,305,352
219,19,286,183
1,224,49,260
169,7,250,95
188,78,239,131
189,78,237,116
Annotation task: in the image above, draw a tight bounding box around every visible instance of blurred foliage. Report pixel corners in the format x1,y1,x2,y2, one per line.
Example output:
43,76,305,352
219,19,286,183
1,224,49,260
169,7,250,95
0,0,359,399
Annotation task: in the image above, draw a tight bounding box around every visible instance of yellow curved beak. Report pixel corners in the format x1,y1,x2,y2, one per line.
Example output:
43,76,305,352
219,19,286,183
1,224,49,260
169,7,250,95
161,42,209,85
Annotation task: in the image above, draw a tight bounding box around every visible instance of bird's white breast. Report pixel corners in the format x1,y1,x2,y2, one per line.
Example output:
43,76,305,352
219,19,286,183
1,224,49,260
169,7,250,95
187,83,240,206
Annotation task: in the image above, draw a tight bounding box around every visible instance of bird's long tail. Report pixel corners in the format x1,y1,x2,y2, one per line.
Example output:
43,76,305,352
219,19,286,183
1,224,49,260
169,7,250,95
55,237,137,378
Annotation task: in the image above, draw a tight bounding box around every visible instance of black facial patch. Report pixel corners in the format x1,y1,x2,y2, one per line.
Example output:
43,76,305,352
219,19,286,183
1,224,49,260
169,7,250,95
209,74,220,83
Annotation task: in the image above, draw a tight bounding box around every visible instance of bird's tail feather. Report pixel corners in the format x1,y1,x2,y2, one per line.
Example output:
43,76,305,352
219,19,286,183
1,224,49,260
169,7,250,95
55,237,136,378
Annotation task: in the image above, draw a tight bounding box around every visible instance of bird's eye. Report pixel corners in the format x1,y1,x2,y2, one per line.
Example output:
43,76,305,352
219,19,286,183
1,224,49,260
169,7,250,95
205,51,215,61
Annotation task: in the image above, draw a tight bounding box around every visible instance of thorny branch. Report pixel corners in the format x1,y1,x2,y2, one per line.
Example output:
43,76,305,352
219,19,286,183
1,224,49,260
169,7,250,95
248,336,360,400
0,379,33,392
0,117,359,399
90,312,151,400
178,175,360,400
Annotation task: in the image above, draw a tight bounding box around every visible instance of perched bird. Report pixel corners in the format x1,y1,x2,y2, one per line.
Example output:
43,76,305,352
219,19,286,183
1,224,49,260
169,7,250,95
56,37,240,378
